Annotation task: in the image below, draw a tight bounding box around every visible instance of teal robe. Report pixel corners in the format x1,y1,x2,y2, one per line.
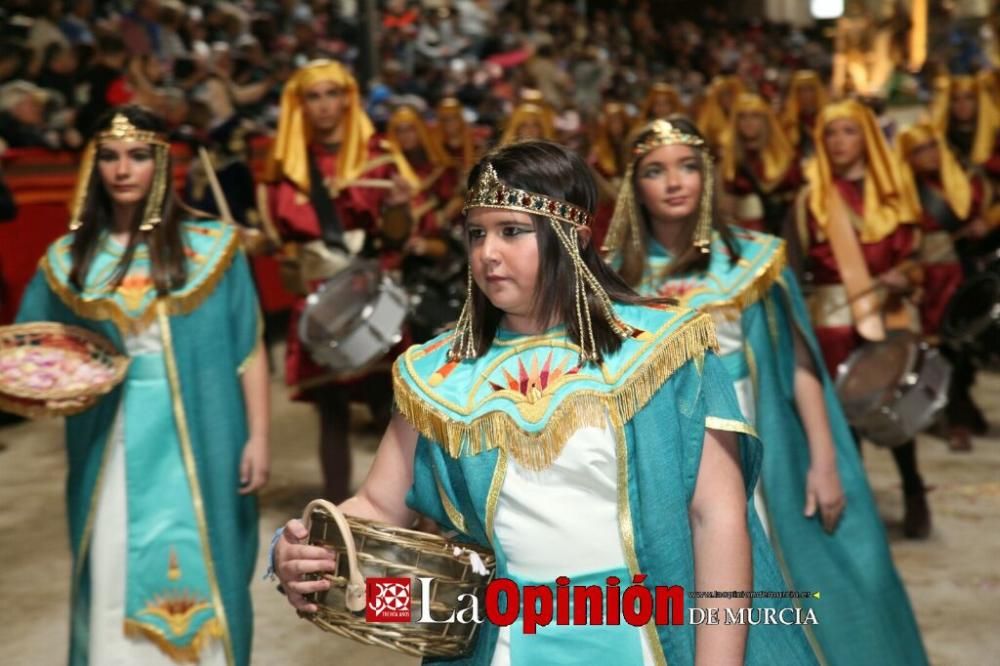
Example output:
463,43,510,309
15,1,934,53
394,303,818,665
16,220,261,666
629,229,927,666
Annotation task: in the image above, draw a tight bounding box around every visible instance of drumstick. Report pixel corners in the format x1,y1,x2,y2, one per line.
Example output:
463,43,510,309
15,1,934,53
819,230,971,318
820,261,918,319
339,178,396,190
197,147,236,225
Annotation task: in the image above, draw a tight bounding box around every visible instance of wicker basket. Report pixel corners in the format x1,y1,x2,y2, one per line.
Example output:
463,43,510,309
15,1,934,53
300,499,496,658
0,323,129,418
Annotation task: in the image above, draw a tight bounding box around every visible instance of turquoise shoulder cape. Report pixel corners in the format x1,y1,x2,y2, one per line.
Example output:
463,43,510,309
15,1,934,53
634,229,928,666
395,302,819,665
17,220,261,666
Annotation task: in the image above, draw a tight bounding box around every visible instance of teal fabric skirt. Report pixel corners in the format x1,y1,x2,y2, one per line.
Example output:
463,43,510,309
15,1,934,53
502,567,648,665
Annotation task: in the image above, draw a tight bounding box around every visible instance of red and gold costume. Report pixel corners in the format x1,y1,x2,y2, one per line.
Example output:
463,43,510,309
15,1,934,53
933,73,1000,180
432,97,477,174
896,123,984,335
795,100,920,376
260,61,399,400
499,102,556,145
722,93,802,234
931,73,1000,284
634,82,684,126
780,71,828,159
695,75,745,151
385,105,462,233
589,101,630,249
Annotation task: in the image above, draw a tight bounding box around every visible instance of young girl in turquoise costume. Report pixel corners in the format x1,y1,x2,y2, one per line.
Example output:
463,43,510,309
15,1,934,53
273,141,817,665
14,106,269,665
605,117,927,665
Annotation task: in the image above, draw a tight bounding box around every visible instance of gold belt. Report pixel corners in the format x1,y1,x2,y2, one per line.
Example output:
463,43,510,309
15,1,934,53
734,193,764,221
806,283,921,332
807,284,853,329
919,230,957,265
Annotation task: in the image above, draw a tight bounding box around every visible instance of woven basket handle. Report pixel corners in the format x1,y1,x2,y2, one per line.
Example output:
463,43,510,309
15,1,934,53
301,499,366,613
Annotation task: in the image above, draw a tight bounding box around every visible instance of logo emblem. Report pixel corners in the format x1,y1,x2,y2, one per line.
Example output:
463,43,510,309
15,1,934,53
365,577,411,622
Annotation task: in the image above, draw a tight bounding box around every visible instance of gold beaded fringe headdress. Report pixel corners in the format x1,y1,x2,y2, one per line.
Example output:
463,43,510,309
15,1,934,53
603,119,715,256
69,112,171,232
449,162,630,364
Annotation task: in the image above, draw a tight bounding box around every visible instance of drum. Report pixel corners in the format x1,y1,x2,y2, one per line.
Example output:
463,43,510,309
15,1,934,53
301,500,495,658
298,259,408,374
835,330,951,448
402,237,466,342
941,272,1000,371
407,280,464,341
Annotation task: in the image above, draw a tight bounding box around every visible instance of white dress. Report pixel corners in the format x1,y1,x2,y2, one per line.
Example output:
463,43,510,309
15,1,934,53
87,322,226,666
713,314,769,536
489,420,655,665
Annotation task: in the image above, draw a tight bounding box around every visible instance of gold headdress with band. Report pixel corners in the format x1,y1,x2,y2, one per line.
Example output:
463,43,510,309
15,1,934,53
780,70,828,148
638,83,683,124
264,60,375,192
931,73,1000,166
722,93,795,191
603,119,715,258
499,102,557,146
386,105,454,190
69,112,171,232
696,75,745,148
895,122,972,220
806,99,918,243
592,101,629,177
450,161,629,364
434,97,475,170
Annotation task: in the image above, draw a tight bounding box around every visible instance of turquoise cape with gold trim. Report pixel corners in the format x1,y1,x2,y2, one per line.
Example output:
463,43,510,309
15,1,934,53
16,220,261,666
633,228,928,666
395,302,819,665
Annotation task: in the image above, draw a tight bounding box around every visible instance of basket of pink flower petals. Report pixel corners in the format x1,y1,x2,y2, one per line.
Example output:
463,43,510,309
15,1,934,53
0,323,129,417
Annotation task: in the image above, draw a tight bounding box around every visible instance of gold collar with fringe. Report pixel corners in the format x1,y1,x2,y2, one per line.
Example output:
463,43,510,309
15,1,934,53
40,221,239,336
392,303,718,471
638,229,786,318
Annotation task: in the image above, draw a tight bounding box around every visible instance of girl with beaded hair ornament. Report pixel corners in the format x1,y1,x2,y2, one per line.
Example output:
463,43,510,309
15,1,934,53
272,140,817,665
605,115,928,666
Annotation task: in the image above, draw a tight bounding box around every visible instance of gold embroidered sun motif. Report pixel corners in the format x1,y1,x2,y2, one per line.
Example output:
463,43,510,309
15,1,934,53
489,351,580,403
137,591,213,637
658,277,702,300
116,273,154,311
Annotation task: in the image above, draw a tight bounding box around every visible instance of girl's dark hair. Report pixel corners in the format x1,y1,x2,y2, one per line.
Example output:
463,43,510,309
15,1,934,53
465,141,657,359
618,115,741,287
69,105,188,294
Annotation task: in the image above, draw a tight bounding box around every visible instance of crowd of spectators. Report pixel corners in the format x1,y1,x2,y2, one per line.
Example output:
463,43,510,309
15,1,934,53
0,0,994,155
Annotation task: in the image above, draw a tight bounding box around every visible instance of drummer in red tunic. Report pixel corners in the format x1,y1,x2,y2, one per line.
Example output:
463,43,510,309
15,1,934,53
432,97,477,175
695,75,745,152
589,101,630,250
794,99,932,538
383,105,468,341
259,60,413,502
721,93,802,236
933,73,1000,182
780,70,828,161
634,82,685,125
896,122,991,452
385,105,463,234
498,101,556,145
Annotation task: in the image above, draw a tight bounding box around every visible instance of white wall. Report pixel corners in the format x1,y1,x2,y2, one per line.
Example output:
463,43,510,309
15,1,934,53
765,0,816,25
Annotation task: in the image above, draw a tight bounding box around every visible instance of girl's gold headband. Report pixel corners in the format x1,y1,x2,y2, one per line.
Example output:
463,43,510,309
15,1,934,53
463,162,593,227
